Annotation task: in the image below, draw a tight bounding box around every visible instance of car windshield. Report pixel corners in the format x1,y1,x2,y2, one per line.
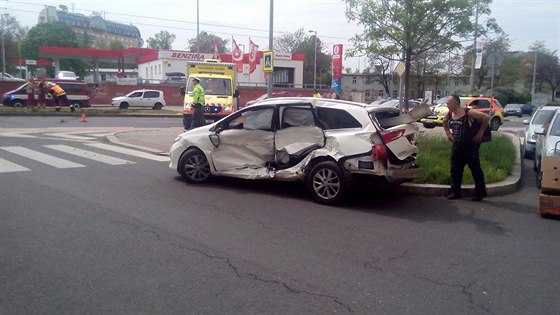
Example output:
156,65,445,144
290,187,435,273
187,78,232,96
533,110,555,125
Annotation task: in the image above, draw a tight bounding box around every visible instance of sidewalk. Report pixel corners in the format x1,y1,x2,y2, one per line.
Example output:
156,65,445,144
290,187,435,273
108,127,522,197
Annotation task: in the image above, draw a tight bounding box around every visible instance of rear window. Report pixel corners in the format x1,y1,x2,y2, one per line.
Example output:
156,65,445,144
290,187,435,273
316,108,362,130
533,110,556,125
144,91,160,98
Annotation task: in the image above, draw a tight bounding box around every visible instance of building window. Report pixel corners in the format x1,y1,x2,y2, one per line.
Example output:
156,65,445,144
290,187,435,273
454,81,458,86
392,90,398,98
378,90,384,97
352,77,357,84
365,90,371,97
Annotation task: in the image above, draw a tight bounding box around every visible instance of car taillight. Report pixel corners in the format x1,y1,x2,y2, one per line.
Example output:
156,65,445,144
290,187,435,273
372,144,387,162
380,129,405,143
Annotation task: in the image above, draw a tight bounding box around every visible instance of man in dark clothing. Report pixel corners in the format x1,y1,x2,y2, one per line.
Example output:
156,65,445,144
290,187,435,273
442,94,490,201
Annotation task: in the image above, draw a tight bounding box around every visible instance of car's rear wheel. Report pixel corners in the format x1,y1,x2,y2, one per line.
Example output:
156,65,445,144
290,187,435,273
70,101,82,109
490,117,501,131
153,102,163,110
119,102,129,109
178,149,211,183
306,161,347,204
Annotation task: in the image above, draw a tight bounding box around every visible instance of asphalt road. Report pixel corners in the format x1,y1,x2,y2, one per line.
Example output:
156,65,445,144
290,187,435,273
0,117,558,314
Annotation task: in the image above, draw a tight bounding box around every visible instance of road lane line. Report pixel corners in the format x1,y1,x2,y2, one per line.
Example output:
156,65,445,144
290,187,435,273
0,147,86,169
0,158,30,173
84,143,169,161
44,145,135,166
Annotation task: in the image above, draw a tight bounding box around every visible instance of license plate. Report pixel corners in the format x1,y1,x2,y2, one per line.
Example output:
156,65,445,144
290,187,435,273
205,119,215,124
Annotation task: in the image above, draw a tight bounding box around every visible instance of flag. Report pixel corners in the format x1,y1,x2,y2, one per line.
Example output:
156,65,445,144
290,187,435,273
231,37,243,73
475,39,484,69
212,40,219,59
249,38,259,74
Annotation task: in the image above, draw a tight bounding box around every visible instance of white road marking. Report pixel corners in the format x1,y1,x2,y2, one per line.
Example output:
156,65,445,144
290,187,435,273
0,146,86,169
0,132,38,139
0,158,30,173
84,143,169,161
43,133,97,141
44,145,135,165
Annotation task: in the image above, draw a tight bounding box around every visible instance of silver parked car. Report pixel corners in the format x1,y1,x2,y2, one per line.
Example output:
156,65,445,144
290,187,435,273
169,97,429,204
534,108,560,188
524,106,559,159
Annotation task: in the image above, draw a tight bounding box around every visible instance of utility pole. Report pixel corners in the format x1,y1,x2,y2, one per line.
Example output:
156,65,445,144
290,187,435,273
531,52,537,103
469,5,479,93
196,0,200,54
1,14,6,76
267,0,274,97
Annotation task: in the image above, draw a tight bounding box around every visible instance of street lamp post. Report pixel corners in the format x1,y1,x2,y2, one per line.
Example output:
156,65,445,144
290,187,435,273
308,30,317,89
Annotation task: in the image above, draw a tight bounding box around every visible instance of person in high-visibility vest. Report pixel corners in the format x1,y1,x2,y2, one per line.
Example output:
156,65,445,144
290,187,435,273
49,83,74,112
312,89,321,98
190,77,206,129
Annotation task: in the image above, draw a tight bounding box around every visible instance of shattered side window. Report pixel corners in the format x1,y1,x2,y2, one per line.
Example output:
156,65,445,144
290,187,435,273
316,107,362,130
242,108,274,130
282,107,315,128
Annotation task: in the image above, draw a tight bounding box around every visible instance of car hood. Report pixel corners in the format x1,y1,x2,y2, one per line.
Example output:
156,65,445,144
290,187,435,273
112,96,127,101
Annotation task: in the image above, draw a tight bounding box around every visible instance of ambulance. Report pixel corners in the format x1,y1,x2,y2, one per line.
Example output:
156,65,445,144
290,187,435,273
180,60,239,129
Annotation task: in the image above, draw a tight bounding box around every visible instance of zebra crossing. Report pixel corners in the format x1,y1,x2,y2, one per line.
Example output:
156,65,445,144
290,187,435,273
0,129,170,174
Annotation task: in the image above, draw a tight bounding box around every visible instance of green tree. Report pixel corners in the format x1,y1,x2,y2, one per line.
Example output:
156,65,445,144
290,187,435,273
464,34,510,91
186,32,229,53
274,28,307,53
147,30,176,50
1,14,27,74
529,41,560,101
295,33,331,87
21,22,89,77
345,0,500,110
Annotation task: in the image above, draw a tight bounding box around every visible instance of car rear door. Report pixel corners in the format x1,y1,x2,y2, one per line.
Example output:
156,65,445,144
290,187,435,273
274,103,325,167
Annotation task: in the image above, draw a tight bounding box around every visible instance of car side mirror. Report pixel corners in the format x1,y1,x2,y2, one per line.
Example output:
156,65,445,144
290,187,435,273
209,134,220,147
523,119,529,125
233,89,240,98
534,128,545,135
180,87,185,96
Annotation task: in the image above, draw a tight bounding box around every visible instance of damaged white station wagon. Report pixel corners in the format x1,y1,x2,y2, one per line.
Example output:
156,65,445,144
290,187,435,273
170,97,428,204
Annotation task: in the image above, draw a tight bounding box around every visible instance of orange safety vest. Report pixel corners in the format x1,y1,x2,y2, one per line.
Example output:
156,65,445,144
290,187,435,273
51,84,66,96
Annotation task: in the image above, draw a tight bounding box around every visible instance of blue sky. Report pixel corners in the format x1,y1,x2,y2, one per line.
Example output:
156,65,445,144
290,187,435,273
3,0,559,70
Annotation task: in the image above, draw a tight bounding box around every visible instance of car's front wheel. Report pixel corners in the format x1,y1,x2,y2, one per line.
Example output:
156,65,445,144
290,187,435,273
490,117,501,131
306,161,347,204
178,149,211,183
70,101,82,109
119,102,129,109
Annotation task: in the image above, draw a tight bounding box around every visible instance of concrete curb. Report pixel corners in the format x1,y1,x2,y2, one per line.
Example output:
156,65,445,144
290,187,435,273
106,134,170,156
400,132,522,197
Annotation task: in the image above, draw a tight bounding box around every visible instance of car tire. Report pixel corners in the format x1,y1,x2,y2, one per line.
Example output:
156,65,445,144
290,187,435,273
306,161,347,204
12,99,25,108
153,102,163,110
490,117,500,131
422,123,435,129
70,101,82,109
119,102,129,109
178,149,211,183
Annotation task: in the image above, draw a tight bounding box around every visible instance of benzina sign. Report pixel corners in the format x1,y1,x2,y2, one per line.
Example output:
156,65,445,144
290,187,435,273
171,52,205,60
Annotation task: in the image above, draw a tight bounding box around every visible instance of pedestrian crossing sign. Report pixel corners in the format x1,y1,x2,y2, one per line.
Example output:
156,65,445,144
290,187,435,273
263,51,274,72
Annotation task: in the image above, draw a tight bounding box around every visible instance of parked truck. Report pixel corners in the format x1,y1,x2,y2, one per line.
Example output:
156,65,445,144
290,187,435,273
180,59,239,129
